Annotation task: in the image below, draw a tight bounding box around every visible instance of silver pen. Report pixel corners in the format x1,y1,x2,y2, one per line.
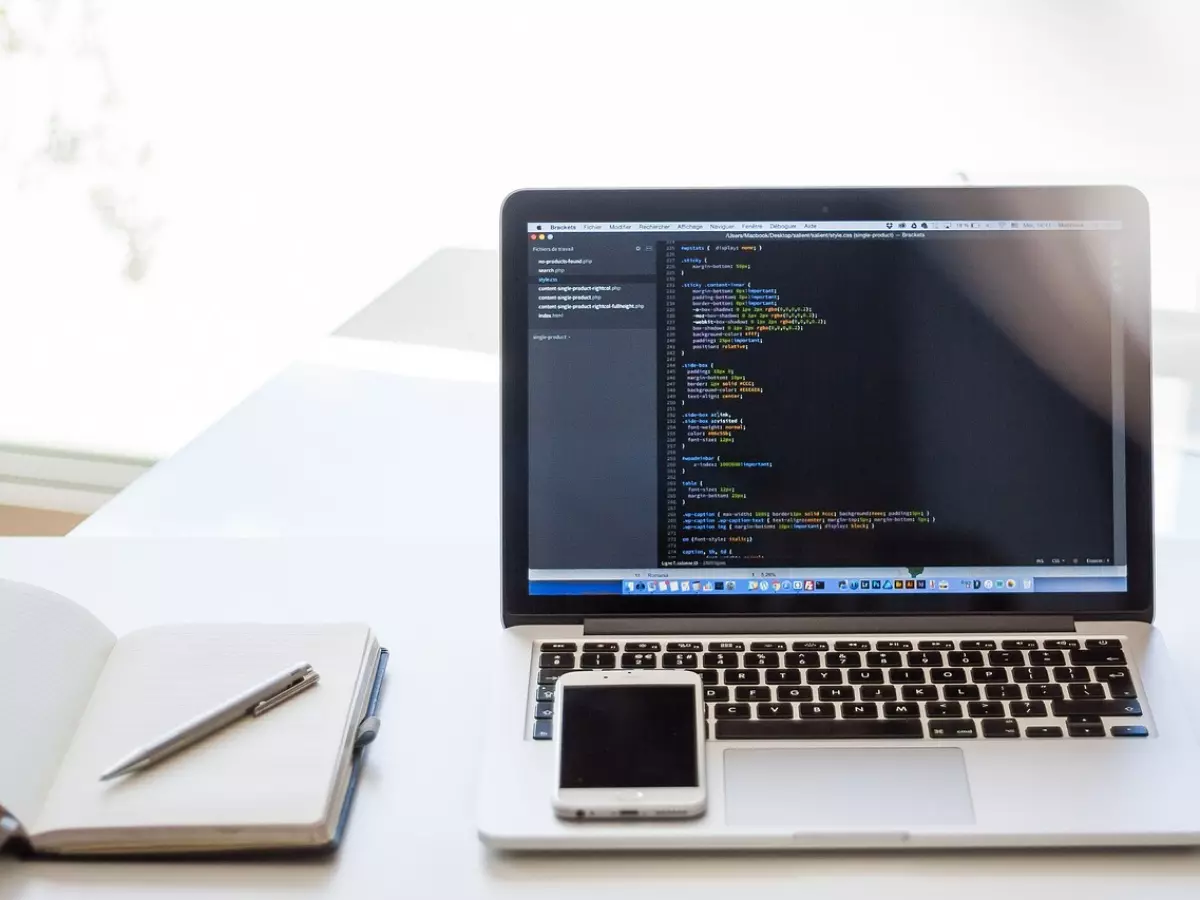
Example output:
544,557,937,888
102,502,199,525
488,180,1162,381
99,662,320,781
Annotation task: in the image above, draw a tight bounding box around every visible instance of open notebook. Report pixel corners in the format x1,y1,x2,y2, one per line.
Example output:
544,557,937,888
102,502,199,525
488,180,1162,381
0,579,385,857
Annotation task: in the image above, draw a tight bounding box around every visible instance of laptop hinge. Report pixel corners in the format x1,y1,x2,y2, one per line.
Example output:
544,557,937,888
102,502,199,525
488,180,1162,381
584,615,1077,635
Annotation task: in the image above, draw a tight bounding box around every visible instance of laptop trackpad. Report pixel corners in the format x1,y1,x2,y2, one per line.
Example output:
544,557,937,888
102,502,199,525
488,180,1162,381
723,748,975,829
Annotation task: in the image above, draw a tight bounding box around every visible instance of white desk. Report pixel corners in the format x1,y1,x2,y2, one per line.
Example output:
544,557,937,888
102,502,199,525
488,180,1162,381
1,538,1200,899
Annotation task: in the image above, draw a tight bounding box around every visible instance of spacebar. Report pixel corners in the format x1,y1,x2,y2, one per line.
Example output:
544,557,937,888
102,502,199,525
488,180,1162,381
715,719,924,740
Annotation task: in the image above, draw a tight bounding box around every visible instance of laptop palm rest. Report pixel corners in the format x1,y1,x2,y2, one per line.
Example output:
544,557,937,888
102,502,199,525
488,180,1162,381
723,748,975,829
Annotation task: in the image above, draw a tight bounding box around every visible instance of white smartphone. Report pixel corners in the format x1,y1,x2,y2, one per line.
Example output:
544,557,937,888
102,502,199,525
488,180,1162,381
552,668,706,820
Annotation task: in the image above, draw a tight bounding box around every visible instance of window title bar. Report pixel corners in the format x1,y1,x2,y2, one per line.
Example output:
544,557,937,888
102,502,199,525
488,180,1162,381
528,220,1121,233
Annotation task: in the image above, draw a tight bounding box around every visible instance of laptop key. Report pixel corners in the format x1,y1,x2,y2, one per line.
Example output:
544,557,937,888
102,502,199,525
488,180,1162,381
750,641,787,652
1111,725,1149,737
1068,683,1106,699
1085,638,1122,649
541,642,577,652
806,668,843,684
621,653,657,668
925,701,963,718
982,718,1020,738
715,703,751,718
691,669,719,685
715,719,924,739
1067,723,1106,737
534,702,554,719
967,701,1004,717
1051,699,1142,717
943,685,980,700
883,702,921,717
777,686,813,701
1010,700,1048,717
1025,726,1064,738
860,685,897,701
532,720,553,740
667,641,704,652
792,640,829,651
819,686,854,701
889,667,926,683
709,641,745,652
988,650,1024,666
986,684,1022,700
867,651,902,667
902,685,938,700
841,702,878,718
1095,667,1137,698
799,702,836,717
970,667,1008,684
703,652,740,668
539,652,575,668
948,651,984,666
765,668,802,683
757,702,794,719
849,668,884,684
918,641,955,651
928,719,977,738
1053,666,1090,683
784,652,820,667
582,642,618,652
663,652,698,668
931,668,967,683
745,652,780,668
908,651,944,666
1001,639,1038,650
876,640,913,651
725,669,760,684
625,642,661,652
536,685,554,702
1026,684,1064,700
1070,648,1127,666
834,641,871,651
1043,638,1081,650
959,640,996,651
537,668,575,685
825,651,861,667
1013,666,1050,683
1029,650,1065,666
580,653,616,668
704,686,729,702
735,686,770,701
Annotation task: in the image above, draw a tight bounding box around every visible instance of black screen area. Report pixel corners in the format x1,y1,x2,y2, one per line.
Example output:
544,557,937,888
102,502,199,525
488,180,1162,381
529,226,1122,571
657,234,1115,568
559,685,699,789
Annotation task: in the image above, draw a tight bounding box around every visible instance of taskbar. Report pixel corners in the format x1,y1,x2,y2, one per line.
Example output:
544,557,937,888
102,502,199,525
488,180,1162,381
528,576,1128,596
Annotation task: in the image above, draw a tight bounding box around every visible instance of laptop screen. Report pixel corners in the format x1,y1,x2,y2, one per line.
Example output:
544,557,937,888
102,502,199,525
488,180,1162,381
520,207,1137,604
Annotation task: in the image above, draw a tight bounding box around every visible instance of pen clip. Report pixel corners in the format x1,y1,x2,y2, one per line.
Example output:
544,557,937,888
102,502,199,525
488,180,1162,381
252,666,320,716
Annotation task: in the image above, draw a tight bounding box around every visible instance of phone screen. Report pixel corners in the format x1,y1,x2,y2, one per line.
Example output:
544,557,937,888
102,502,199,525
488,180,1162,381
559,685,699,788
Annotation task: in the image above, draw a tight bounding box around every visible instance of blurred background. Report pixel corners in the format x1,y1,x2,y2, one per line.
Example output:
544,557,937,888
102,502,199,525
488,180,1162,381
0,0,1196,535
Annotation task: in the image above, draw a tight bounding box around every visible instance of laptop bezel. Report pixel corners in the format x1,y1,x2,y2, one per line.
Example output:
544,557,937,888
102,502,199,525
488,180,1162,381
501,186,1152,626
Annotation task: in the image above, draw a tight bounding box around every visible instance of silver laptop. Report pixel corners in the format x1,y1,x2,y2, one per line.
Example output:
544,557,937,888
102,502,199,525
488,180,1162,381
478,186,1200,849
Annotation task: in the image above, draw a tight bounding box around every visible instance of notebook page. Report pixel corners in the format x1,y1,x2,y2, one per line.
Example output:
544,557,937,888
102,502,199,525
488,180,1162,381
0,580,116,827
31,622,372,846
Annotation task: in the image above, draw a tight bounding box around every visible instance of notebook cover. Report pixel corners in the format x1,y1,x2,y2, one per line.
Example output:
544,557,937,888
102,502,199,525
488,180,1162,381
14,647,389,861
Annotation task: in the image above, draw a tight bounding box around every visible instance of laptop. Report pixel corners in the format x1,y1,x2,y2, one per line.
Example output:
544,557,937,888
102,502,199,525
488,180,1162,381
478,186,1200,849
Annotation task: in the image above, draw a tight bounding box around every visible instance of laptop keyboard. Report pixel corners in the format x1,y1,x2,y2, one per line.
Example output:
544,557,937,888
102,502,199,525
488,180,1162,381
529,636,1148,741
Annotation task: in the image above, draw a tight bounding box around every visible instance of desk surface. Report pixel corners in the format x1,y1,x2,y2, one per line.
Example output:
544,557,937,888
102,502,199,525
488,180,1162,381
2,538,1200,899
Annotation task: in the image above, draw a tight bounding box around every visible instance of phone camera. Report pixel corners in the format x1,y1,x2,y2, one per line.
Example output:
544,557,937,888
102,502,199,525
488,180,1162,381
575,810,585,819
